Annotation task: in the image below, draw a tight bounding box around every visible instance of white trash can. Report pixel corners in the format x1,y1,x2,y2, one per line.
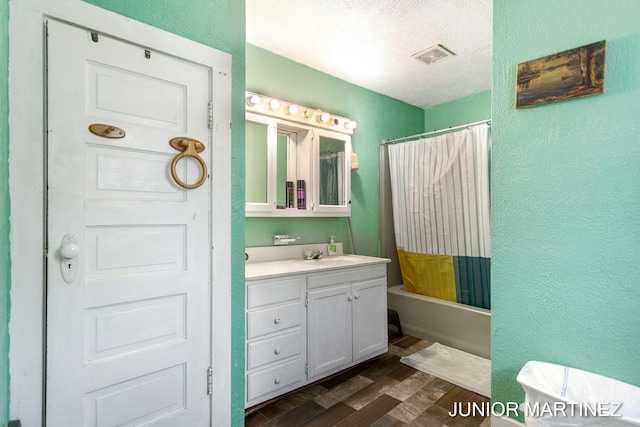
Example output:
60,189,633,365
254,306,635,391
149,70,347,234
517,361,640,426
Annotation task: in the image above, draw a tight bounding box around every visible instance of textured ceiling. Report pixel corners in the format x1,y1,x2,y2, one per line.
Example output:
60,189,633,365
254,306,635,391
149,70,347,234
246,0,493,109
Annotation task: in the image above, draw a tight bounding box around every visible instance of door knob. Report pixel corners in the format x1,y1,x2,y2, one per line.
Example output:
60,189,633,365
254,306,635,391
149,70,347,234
61,241,79,259
59,234,79,284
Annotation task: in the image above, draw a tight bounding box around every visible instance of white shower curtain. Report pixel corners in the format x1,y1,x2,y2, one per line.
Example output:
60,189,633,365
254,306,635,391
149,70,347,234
387,123,491,309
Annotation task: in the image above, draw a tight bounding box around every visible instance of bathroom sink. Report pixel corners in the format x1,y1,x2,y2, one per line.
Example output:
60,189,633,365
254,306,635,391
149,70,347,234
245,244,390,279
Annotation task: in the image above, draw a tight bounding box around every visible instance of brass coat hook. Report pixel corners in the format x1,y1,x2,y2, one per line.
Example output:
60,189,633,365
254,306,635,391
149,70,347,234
89,123,125,138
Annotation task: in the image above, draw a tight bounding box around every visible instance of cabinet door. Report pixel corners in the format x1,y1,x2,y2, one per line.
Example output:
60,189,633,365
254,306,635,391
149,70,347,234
352,278,387,361
307,284,352,378
245,116,276,214
312,130,351,216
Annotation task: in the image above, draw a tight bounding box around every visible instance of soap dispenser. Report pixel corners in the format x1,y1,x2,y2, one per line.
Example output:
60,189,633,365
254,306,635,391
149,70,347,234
328,236,337,256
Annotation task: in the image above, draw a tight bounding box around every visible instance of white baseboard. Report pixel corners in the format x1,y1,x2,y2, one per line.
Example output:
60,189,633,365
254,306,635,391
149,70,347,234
491,415,525,426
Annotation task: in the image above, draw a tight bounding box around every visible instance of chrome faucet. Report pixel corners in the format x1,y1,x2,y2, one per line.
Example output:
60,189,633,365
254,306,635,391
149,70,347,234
303,249,324,260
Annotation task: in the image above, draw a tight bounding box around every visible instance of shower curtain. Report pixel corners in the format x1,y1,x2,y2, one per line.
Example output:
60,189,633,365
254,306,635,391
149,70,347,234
387,124,491,309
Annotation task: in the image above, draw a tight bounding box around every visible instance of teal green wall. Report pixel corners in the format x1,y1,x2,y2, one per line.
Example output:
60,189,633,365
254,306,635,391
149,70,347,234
0,0,9,424
424,90,491,131
246,44,424,256
81,1,247,423
492,0,640,419
8,2,636,424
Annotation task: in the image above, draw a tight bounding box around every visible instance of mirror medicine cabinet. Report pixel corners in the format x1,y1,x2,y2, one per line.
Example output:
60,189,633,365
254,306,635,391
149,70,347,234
245,92,356,217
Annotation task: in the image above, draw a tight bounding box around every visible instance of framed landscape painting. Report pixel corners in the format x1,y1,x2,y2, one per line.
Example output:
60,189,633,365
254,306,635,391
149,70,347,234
516,40,606,108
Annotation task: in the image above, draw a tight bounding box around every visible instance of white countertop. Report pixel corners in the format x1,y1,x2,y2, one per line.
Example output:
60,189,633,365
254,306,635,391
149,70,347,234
245,254,390,280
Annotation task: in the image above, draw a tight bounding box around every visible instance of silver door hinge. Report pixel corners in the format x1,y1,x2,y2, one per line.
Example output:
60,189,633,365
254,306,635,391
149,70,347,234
305,364,308,374
207,367,213,395
208,102,213,129
305,297,308,307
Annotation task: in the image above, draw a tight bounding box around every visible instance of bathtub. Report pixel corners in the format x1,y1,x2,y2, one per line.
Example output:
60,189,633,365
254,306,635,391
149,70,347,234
387,285,490,359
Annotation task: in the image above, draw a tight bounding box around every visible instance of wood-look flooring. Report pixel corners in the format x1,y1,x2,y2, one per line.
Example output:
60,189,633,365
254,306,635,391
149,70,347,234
245,335,491,427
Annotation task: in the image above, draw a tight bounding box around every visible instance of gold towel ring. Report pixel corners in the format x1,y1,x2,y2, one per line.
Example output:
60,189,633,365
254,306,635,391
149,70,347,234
169,137,208,189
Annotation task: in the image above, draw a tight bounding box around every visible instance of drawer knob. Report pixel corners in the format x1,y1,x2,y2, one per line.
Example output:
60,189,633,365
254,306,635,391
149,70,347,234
274,377,281,384
347,296,353,302
354,294,359,300
274,347,281,355
274,317,281,324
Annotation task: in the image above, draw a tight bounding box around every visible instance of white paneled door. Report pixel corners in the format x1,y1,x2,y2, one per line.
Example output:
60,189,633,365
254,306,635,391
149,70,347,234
46,19,213,426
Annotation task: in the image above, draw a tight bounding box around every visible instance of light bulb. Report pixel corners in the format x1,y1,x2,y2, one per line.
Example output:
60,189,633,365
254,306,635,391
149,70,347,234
287,104,299,115
318,112,330,123
345,120,358,130
247,94,260,105
268,99,280,110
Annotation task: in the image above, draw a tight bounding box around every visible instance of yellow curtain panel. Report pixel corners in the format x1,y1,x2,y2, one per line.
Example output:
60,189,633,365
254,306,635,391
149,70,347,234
397,250,457,302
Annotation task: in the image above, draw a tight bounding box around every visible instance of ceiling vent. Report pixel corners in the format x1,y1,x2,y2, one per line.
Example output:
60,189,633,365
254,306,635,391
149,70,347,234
412,44,456,65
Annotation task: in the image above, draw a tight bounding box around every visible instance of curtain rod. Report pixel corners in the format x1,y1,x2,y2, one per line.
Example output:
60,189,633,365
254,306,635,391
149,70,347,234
382,119,491,145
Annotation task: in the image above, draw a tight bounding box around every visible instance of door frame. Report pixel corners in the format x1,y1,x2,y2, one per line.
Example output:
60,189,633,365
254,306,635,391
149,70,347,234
8,1,233,425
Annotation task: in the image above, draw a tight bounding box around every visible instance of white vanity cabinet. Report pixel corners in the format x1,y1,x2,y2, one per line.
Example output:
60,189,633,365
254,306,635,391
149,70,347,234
306,265,388,378
244,252,389,408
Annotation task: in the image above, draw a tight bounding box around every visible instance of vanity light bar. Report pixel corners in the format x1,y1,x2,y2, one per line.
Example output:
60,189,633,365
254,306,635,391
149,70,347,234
245,91,357,135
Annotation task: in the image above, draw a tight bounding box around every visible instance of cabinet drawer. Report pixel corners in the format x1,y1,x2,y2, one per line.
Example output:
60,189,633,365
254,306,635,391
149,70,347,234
307,265,386,289
247,357,303,402
247,276,303,309
247,302,301,339
247,330,302,370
